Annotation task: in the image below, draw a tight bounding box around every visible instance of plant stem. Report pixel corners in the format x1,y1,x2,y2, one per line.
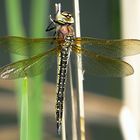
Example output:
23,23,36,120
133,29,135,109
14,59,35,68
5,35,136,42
29,0,48,140
73,0,86,140
20,77,29,140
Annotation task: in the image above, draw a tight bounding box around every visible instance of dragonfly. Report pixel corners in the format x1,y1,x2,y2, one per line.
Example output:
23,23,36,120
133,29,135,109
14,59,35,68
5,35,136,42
0,10,140,134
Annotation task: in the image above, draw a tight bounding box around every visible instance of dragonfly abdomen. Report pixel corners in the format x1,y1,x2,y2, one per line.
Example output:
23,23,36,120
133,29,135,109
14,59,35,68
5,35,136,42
56,36,73,134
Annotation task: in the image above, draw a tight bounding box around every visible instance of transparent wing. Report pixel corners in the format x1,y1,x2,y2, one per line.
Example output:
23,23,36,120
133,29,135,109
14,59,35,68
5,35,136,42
0,36,57,55
75,37,140,58
72,46,133,77
0,48,58,79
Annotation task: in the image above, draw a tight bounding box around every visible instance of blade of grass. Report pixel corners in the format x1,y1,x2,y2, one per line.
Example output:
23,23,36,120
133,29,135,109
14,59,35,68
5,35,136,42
5,0,28,140
29,0,48,140
20,77,29,140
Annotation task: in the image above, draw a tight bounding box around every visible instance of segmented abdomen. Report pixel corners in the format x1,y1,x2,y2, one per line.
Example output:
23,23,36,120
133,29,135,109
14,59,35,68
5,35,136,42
55,35,74,134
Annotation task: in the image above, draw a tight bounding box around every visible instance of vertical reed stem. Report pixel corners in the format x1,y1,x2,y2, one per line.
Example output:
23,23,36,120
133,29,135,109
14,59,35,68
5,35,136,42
29,0,48,140
73,0,86,140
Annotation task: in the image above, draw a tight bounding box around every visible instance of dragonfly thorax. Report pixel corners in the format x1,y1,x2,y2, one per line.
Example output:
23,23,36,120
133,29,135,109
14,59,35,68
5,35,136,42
56,24,75,40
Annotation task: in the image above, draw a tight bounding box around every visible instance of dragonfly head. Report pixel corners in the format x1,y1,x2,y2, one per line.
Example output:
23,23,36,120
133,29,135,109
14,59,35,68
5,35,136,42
55,11,74,25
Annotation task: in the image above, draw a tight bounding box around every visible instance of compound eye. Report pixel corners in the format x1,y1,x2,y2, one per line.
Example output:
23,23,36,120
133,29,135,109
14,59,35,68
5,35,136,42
66,14,72,19
62,12,71,18
56,11,74,24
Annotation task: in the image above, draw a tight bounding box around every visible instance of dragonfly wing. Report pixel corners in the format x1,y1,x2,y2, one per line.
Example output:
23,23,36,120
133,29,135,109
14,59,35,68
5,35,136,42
0,36,57,56
0,48,58,79
75,37,140,58
72,46,133,77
